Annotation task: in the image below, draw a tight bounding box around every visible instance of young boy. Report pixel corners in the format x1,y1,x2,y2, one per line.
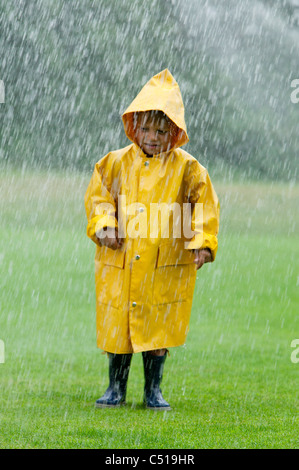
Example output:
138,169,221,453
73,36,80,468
84,69,220,410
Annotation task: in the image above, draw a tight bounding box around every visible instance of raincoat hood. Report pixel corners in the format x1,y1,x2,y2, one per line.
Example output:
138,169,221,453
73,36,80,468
122,69,189,151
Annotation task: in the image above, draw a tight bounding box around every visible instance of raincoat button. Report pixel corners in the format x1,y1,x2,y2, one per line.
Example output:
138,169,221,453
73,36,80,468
132,302,137,307
144,161,149,166
135,255,140,260
139,207,144,213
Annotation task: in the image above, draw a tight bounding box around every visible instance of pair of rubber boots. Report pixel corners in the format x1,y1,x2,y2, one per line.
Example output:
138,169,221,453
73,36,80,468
95,352,171,410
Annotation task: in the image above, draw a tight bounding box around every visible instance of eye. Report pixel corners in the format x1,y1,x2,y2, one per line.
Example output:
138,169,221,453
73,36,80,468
157,129,167,135
140,127,148,132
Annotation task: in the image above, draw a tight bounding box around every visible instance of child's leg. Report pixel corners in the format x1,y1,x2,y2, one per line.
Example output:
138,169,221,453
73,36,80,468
147,349,167,356
95,353,132,408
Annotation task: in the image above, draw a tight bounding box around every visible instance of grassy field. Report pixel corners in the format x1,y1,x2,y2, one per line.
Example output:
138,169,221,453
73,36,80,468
0,169,298,449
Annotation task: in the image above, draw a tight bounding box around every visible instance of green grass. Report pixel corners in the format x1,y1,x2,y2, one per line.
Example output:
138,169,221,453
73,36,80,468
0,170,298,448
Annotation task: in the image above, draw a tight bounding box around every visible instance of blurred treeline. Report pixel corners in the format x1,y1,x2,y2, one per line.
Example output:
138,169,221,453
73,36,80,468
0,0,298,180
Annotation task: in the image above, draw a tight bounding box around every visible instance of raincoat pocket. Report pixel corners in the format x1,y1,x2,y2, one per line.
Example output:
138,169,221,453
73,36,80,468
95,247,126,309
100,246,126,268
153,243,195,305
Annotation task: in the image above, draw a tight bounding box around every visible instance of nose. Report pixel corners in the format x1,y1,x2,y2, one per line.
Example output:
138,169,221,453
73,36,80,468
148,130,158,142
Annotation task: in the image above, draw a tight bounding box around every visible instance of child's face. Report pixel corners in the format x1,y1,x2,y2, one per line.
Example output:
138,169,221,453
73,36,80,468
134,112,173,155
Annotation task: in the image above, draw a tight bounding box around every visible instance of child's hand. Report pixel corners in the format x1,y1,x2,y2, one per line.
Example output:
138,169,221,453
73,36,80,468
193,248,212,270
96,227,124,250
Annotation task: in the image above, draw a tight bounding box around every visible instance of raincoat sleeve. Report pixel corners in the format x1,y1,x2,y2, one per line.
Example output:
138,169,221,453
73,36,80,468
183,160,220,261
84,155,118,246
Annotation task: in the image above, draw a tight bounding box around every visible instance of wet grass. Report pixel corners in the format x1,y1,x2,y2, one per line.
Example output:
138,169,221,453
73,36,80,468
0,170,298,448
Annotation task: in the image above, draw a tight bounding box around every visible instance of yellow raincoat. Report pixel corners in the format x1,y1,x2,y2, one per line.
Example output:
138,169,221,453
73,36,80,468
85,69,219,354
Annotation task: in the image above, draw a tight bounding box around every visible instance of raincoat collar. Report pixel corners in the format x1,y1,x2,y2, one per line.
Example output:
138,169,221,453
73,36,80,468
122,69,189,152
133,143,173,160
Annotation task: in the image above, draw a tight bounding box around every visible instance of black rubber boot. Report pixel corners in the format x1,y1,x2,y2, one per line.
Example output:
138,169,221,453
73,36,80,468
95,353,132,408
142,352,171,411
